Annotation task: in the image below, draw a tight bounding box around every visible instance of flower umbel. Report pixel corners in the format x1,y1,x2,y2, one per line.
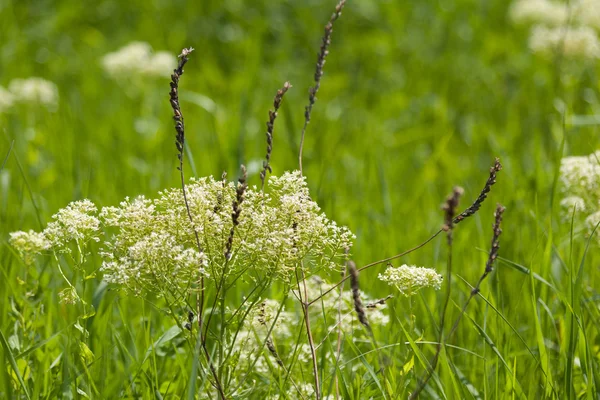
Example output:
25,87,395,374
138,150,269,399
378,264,443,296
11,172,354,300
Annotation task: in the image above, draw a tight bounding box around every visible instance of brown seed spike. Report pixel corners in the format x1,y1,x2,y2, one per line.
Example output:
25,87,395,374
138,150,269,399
453,158,502,225
348,260,369,329
261,82,291,190
225,165,248,261
298,0,347,174
169,47,194,171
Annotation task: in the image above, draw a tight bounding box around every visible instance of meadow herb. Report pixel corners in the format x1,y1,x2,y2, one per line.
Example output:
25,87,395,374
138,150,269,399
11,172,354,300
9,1,590,398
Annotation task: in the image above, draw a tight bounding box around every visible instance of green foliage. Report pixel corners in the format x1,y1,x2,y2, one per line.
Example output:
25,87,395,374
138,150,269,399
1,0,600,399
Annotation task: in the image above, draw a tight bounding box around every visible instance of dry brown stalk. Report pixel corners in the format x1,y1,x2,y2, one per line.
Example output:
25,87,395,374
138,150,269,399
261,82,291,189
348,260,369,329
225,165,247,261
453,158,502,225
442,186,464,245
169,47,227,400
298,0,347,174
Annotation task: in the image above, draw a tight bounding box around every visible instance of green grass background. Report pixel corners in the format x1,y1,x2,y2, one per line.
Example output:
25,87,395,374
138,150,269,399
1,0,599,398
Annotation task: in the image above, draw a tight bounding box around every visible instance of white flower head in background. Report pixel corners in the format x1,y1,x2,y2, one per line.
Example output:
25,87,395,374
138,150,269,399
529,25,600,59
9,230,51,265
510,0,569,26
102,41,178,79
378,264,443,296
0,86,15,113
510,0,600,60
8,77,59,107
574,0,600,29
559,150,600,241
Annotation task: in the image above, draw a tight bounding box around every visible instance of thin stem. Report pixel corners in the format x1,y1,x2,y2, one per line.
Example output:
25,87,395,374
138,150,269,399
169,47,226,400
297,269,320,399
334,267,347,399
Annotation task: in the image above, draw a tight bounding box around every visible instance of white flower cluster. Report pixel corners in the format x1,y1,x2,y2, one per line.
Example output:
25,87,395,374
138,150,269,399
378,264,443,296
10,172,354,298
0,77,59,112
10,199,100,262
9,230,50,266
511,0,600,59
101,42,177,79
559,150,600,236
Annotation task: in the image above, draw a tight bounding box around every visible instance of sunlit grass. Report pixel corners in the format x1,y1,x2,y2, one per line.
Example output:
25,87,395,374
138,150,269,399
1,0,599,398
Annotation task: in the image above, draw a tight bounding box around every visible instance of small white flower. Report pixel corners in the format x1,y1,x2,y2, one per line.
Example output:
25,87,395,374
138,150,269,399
560,196,586,213
58,287,80,305
585,211,600,231
378,264,443,296
9,230,51,265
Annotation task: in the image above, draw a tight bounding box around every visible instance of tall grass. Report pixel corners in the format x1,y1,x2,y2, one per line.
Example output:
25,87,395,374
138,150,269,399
1,0,599,399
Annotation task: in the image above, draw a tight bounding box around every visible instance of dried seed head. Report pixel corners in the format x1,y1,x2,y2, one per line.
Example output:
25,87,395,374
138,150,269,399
169,47,194,169
453,158,502,224
261,82,291,189
225,165,248,261
472,203,506,295
442,186,464,246
348,260,369,329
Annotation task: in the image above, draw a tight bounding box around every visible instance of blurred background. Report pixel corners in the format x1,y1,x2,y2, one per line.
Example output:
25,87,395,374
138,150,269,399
1,0,599,308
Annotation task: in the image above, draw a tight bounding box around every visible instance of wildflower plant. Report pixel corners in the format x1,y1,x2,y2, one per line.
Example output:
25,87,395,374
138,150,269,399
6,2,509,399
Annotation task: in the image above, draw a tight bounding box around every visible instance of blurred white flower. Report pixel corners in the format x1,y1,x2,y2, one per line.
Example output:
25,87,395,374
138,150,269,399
573,0,600,29
529,25,600,58
102,42,177,79
510,0,569,26
8,77,59,107
560,151,600,195
0,86,14,113
559,151,600,241
142,51,177,77
9,230,51,265
560,196,586,213
585,210,600,231
378,264,443,296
